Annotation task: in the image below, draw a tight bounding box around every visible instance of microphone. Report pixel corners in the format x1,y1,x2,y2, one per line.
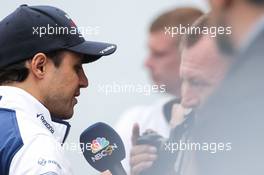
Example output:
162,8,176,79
80,122,127,175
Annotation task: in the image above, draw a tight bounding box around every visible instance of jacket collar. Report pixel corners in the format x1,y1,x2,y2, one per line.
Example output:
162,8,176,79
0,86,70,144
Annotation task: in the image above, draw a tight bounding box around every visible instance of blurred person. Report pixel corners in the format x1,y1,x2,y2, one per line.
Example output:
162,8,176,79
115,7,203,174
0,5,116,175
130,15,231,175
172,16,231,175
192,0,264,174
180,22,230,111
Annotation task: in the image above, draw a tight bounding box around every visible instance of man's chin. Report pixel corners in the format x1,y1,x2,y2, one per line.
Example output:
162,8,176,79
63,111,74,120
152,79,162,87
61,114,73,120
51,110,74,120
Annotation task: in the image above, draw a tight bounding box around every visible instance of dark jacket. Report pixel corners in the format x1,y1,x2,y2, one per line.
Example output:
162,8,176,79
193,24,264,175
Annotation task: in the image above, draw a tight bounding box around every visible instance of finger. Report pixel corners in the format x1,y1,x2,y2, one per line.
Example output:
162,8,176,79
131,123,140,146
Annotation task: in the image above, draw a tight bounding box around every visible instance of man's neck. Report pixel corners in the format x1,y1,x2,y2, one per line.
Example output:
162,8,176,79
5,82,44,105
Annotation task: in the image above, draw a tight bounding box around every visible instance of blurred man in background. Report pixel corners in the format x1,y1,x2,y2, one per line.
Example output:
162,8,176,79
129,15,231,175
193,0,264,174
115,7,203,174
172,15,231,175
180,16,231,112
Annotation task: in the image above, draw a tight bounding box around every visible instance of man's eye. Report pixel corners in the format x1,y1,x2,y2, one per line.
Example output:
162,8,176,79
154,52,165,57
74,65,82,73
152,51,167,58
190,79,206,87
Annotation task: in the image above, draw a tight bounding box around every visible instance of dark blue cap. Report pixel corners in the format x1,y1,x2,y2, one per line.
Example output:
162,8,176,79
0,4,117,68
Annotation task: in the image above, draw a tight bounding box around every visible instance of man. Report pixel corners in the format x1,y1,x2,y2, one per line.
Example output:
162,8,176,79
193,0,264,174
115,7,203,174
180,19,231,111
0,5,116,175
175,17,231,175
129,15,231,175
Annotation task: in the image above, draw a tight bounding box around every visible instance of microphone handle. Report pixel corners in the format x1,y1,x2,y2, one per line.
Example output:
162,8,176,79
109,162,127,175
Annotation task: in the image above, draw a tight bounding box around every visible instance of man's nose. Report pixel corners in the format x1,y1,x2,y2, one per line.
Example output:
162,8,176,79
144,56,153,69
79,69,89,88
181,87,200,109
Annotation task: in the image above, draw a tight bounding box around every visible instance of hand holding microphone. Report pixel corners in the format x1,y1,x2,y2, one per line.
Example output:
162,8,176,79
132,107,195,175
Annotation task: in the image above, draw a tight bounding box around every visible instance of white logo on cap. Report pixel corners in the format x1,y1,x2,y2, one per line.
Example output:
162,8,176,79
65,14,71,20
99,45,115,54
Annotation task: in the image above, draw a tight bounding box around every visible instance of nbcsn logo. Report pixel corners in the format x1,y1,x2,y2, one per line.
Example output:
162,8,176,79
91,137,110,154
90,137,118,162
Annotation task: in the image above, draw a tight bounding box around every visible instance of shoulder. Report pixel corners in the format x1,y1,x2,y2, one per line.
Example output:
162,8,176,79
115,97,176,135
9,134,72,175
0,108,23,175
0,108,71,175
115,105,147,133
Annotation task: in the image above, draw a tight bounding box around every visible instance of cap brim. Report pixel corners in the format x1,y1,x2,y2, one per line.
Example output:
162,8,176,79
67,41,117,63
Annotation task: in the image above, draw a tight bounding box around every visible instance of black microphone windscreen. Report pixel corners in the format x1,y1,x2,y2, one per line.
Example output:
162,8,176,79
80,122,126,173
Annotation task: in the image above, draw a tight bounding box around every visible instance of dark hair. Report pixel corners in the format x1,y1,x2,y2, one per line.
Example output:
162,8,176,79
45,50,65,67
0,50,65,85
149,7,203,47
180,14,209,50
150,7,204,33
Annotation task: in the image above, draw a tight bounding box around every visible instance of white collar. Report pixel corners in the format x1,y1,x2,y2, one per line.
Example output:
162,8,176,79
0,86,70,144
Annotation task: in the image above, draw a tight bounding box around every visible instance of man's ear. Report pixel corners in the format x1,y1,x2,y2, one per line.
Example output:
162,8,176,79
27,53,49,79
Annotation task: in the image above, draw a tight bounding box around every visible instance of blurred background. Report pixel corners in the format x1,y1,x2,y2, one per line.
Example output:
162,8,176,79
0,0,208,174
